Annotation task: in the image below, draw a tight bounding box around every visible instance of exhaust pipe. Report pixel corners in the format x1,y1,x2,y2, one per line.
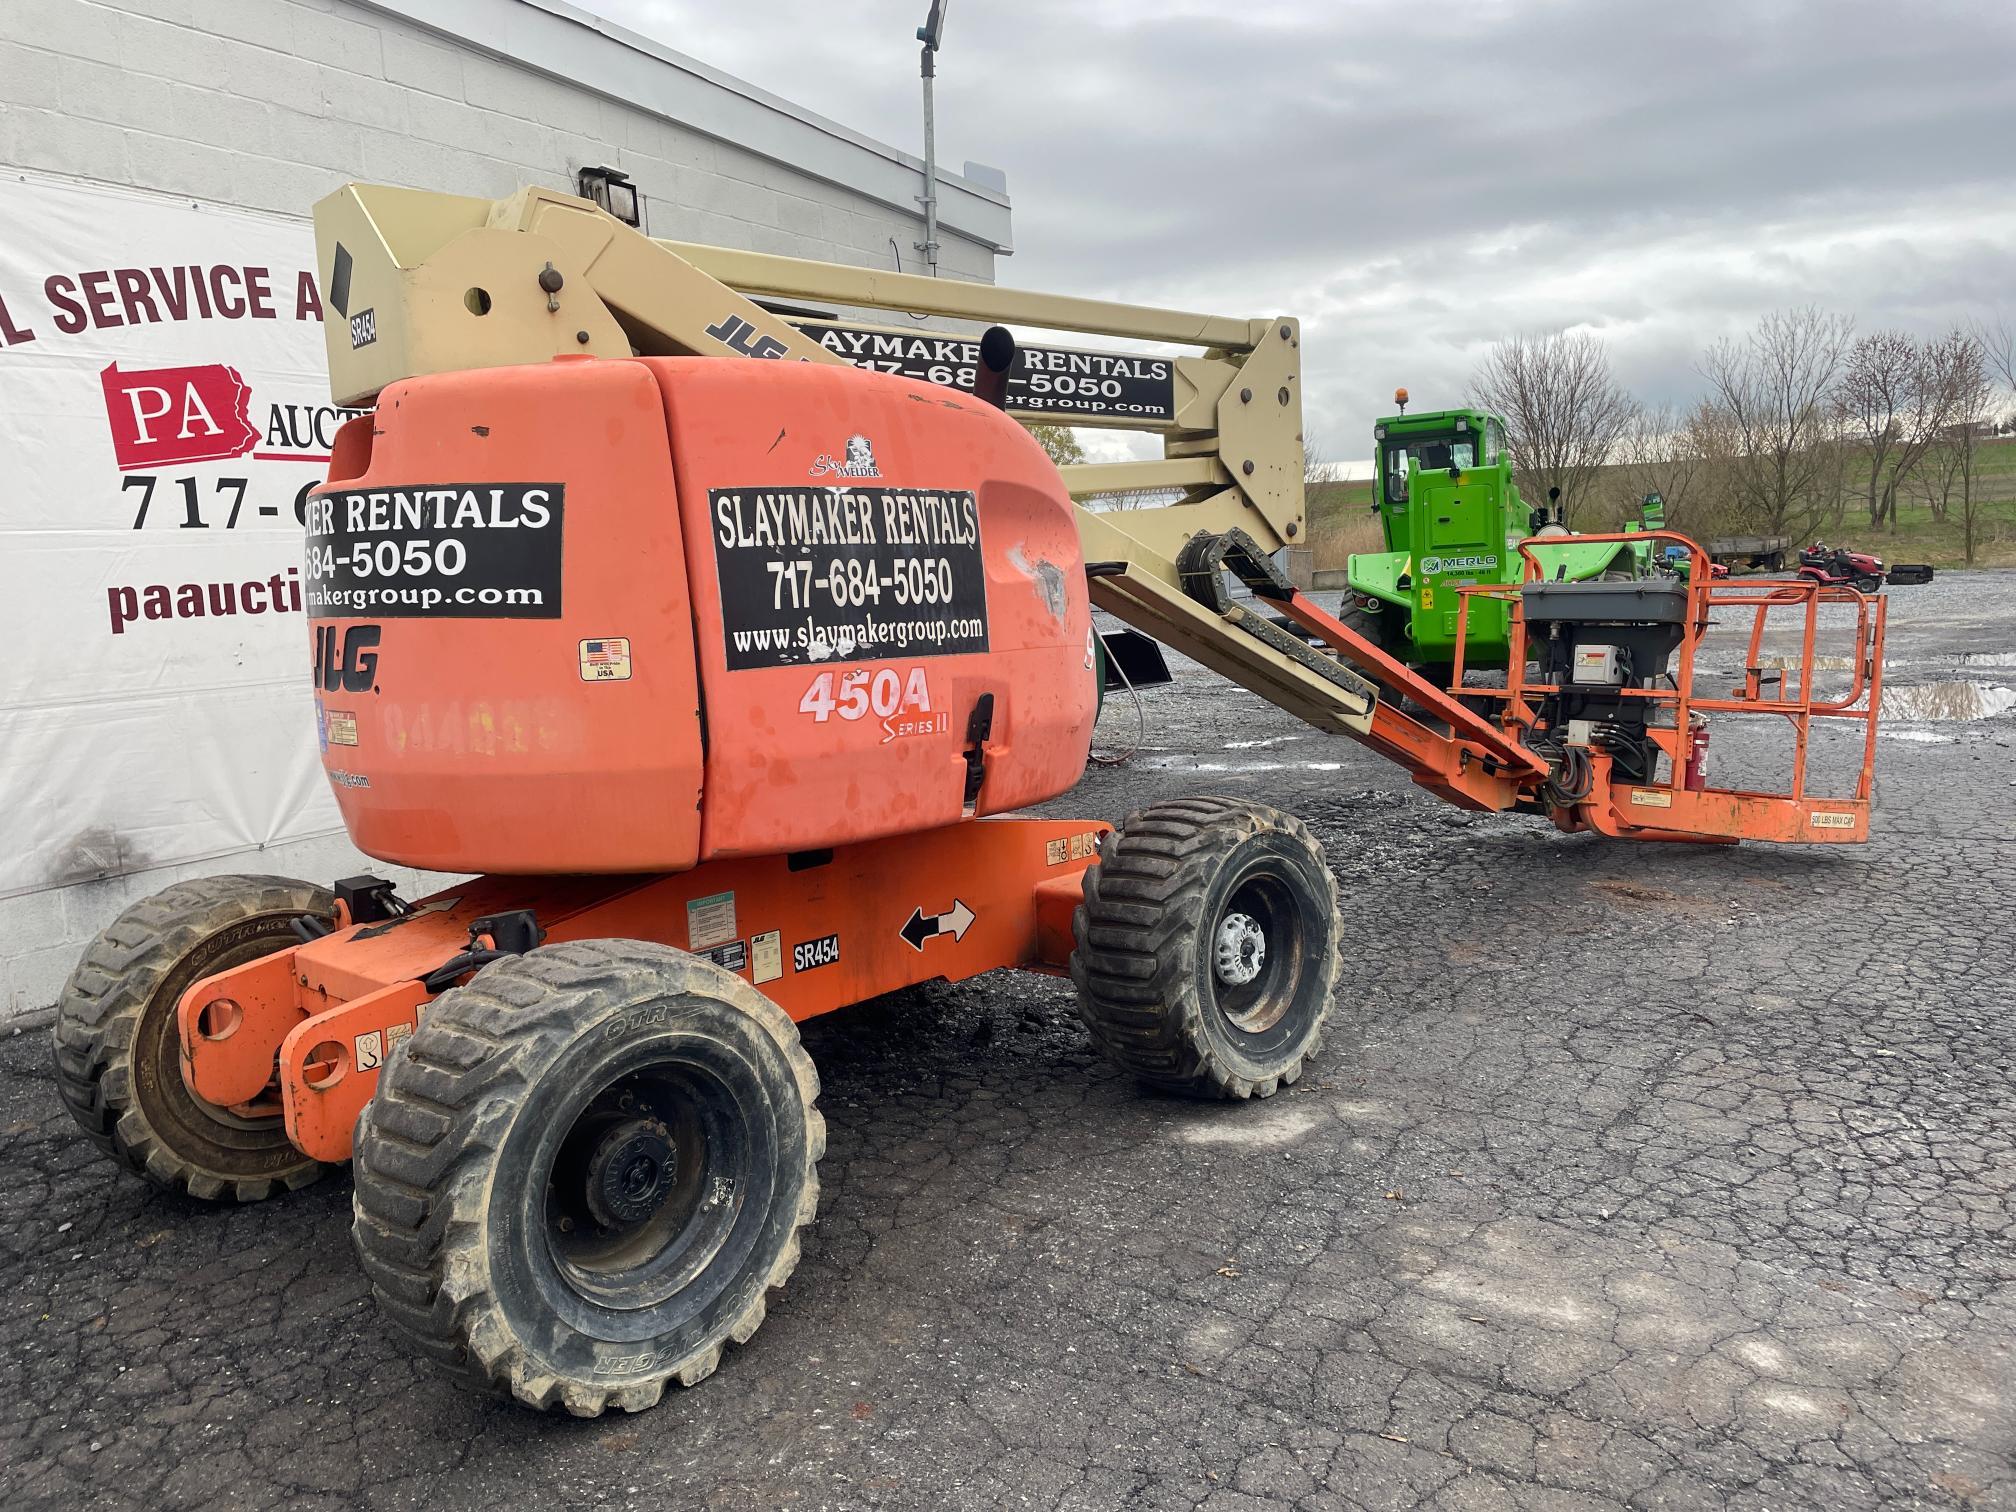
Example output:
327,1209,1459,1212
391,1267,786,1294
974,325,1016,411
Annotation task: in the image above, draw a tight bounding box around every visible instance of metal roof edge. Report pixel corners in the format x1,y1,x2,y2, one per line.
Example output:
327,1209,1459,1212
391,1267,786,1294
355,0,1014,252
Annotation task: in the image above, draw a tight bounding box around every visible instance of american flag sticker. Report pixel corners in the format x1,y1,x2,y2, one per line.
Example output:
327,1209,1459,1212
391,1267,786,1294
578,637,633,681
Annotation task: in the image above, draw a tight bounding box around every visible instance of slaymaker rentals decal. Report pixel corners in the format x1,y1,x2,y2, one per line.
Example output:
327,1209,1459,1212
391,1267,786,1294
710,485,988,670
794,321,1177,424
304,484,564,618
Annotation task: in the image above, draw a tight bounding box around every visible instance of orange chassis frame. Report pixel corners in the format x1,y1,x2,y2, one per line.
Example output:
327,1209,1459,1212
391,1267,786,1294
179,818,1107,1163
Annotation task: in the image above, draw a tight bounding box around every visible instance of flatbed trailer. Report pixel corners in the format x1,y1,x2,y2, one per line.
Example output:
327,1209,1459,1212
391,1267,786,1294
1708,535,1791,572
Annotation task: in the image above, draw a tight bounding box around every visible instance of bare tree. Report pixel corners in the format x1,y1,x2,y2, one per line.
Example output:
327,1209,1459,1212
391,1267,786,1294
1942,330,1997,564
1912,425,1966,523
1612,402,1712,533
1837,330,1913,525
1840,329,1971,528
1469,330,1637,525
1977,312,2016,394
1698,308,1854,539
1303,432,1342,489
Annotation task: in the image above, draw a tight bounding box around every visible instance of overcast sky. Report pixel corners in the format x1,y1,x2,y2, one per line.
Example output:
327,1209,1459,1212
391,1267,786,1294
588,0,2016,463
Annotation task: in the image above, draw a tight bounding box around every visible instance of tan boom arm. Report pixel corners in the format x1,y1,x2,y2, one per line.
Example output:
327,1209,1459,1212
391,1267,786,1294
313,183,1370,736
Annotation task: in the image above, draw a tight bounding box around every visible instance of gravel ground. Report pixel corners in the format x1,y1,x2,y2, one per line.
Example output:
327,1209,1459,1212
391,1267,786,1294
3,572,2012,1511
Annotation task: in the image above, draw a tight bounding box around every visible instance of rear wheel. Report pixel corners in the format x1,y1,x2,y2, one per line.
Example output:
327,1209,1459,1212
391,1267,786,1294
1070,798,1342,1099
50,875,333,1202
352,940,823,1416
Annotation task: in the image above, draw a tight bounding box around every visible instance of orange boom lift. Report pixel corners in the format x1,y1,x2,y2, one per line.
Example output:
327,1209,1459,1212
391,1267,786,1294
52,183,1884,1416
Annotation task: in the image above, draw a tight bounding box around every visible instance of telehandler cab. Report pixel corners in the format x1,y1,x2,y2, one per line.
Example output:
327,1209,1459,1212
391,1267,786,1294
54,182,1886,1416
1341,392,1656,680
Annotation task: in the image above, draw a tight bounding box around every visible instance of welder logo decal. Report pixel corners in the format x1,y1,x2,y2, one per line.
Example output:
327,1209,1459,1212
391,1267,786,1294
809,434,880,479
304,483,564,618
709,485,989,669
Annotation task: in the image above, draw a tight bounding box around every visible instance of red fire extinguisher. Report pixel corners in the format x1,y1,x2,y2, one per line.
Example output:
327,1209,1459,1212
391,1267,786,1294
1683,714,1710,792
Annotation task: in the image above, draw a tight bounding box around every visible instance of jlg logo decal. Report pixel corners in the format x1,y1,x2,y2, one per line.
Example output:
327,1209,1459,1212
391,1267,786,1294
314,623,380,693
799,666,948,743
703,312,792,360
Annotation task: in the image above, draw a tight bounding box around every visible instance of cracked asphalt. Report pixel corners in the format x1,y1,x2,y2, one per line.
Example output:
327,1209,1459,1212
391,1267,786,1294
4,574,2013,1511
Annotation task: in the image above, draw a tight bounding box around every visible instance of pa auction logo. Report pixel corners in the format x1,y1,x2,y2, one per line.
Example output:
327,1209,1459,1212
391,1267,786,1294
97,360,259,470
97,361,363,472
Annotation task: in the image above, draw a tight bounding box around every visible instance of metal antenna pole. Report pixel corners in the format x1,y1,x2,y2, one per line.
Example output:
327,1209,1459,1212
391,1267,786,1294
919,47,938,275
915,1,949,277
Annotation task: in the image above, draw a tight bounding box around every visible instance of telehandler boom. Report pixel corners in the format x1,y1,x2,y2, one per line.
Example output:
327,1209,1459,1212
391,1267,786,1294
50,182,1885,1417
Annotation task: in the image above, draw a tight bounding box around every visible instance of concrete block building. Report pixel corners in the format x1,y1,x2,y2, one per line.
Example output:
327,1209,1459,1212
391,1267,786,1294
0,0,1013,1019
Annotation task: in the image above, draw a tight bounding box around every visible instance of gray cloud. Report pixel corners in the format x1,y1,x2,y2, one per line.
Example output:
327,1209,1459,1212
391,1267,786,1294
588,0,2016,457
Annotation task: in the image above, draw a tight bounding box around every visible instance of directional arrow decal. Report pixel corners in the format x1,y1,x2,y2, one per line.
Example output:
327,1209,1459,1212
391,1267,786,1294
899,899,977,952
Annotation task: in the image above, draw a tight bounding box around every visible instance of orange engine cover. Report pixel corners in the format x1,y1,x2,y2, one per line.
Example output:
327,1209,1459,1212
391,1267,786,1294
305,356,1096,873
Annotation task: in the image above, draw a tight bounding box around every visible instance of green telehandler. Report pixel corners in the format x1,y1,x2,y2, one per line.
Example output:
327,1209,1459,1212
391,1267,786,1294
1340,392,1650,685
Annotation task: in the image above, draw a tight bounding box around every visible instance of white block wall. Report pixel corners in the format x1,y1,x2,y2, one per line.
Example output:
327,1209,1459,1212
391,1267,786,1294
0,0,1000,280
0,0,1005,1019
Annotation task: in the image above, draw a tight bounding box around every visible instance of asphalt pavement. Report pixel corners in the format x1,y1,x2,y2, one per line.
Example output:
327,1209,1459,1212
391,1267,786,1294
3,573,2012,1511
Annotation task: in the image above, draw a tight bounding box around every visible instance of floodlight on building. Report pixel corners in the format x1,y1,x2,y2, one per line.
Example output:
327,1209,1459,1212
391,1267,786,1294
577,166,640,228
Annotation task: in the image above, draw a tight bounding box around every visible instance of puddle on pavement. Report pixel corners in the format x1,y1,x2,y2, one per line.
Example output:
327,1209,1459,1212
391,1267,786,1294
1882,729,1957,744
1140,757,1345,773
1763,655,1866,671
1880,682,2016,722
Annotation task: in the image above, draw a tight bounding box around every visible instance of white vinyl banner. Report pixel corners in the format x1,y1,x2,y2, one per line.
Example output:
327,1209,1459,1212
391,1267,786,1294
0,173,355,897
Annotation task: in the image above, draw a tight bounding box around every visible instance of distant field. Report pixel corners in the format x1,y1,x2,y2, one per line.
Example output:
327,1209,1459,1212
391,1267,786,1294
1308,437,2016,570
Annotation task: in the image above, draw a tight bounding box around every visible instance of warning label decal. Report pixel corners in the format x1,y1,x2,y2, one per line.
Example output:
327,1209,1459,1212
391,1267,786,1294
709,486,989,670
686,890,737,951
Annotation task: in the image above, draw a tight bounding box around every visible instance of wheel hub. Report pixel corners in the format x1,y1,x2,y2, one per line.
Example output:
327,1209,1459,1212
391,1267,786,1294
1213,911,1267,986
582,1116,676,1228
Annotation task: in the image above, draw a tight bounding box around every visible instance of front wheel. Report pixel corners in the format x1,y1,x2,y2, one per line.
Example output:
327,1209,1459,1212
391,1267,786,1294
1854,575,1882,594
351,940,823,1416
50,875,333,1201
1070,798,1342,1099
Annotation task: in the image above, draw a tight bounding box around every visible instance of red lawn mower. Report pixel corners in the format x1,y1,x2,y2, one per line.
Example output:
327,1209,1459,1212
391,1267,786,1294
1797,543,1935,592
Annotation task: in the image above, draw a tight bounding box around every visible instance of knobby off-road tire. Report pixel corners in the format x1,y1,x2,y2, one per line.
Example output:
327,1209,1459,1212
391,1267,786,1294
351,940,824,1417
50,874,334,1202
1337,599,1397,660
1071,798,1343,1099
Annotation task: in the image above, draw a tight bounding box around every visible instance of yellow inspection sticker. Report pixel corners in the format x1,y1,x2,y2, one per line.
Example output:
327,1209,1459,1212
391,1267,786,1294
1044,831,1102,865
